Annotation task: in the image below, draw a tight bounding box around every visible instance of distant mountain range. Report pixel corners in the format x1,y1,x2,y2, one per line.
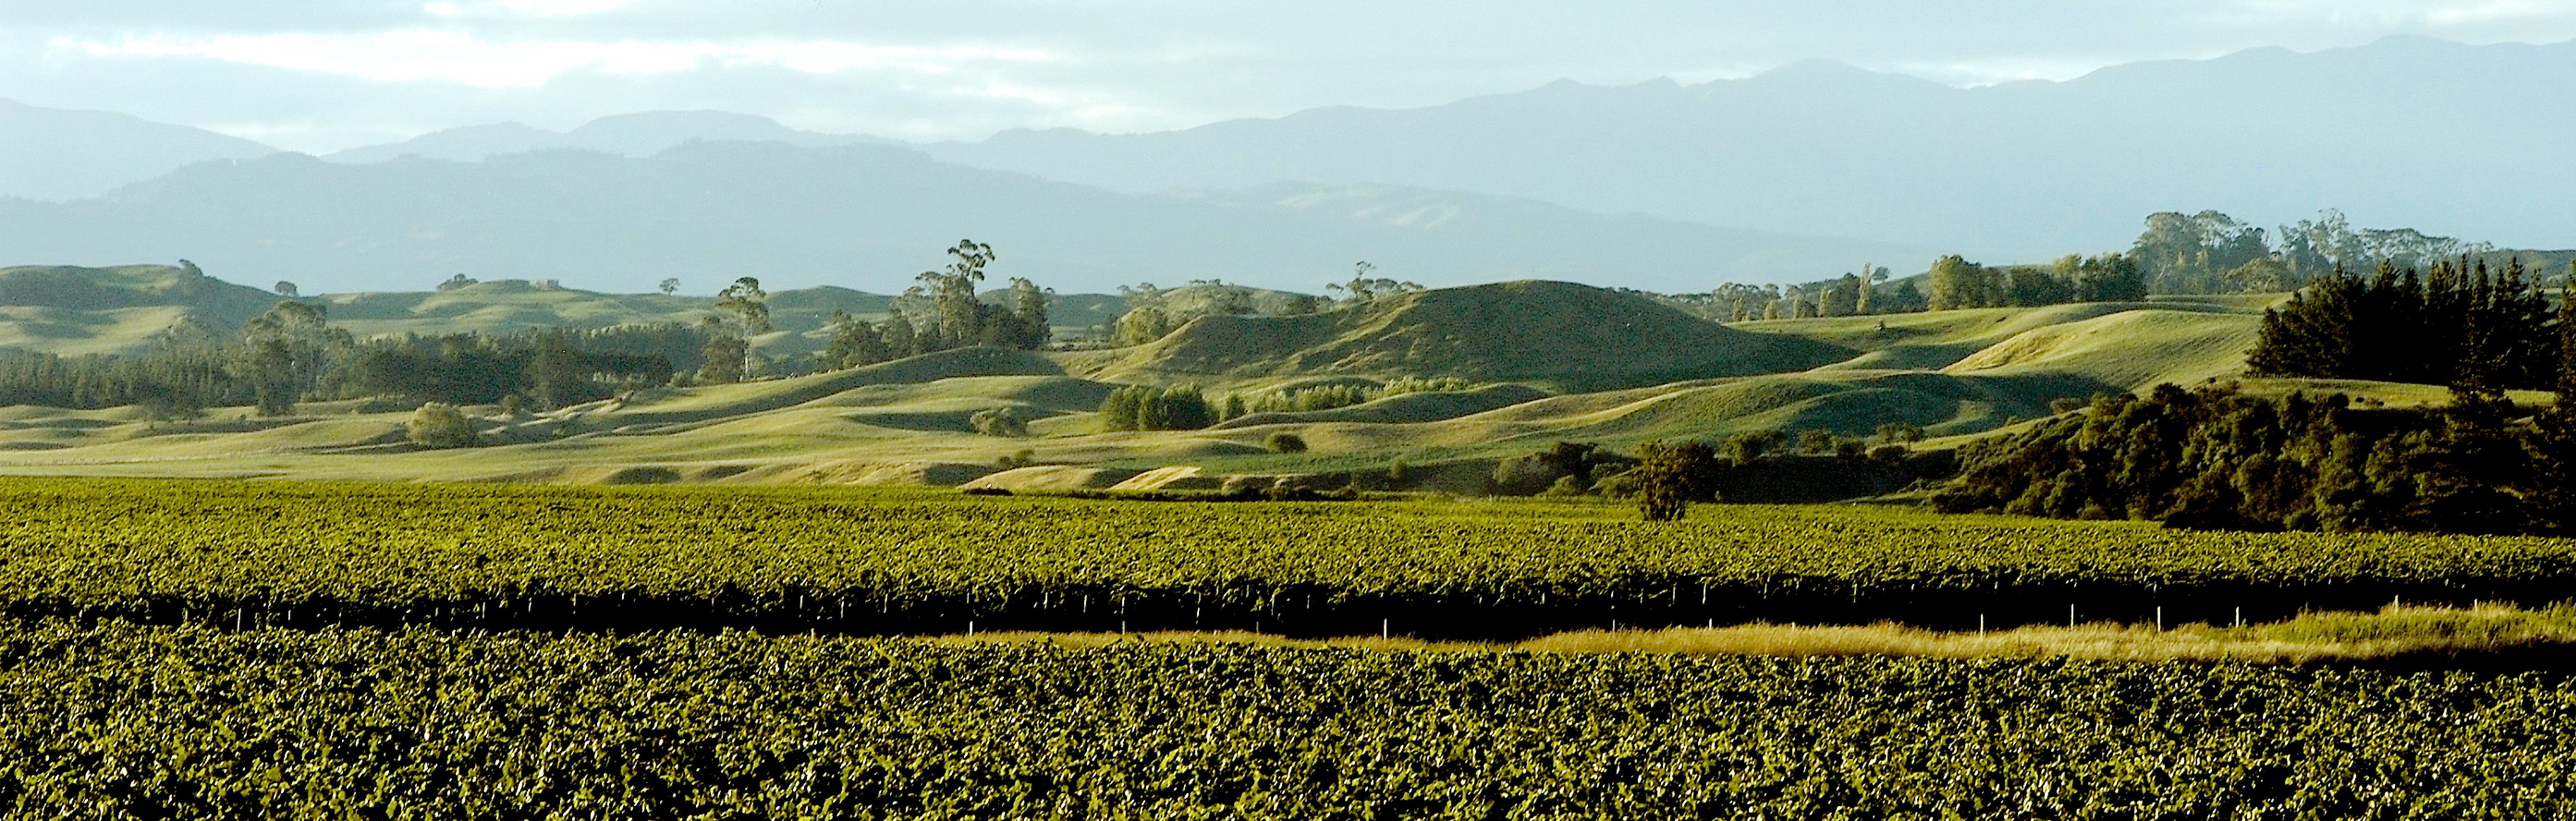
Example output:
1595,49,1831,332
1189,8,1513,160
0,99,277,202
0,141,1926,295
916,35,2576,256
5,35,2570,287
320,110,890,164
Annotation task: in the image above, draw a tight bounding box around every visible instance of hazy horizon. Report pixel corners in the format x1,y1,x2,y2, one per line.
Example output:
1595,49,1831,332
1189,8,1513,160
9,2,2576,153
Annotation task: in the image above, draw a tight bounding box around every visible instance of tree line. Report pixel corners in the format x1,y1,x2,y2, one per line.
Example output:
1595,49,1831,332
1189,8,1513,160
1675,209,2566,324
1932,379,2576,535
1934,258,2576,535
0,301,698,419
0,239,1057,417
2248,258,2564,391
814,240,1052,369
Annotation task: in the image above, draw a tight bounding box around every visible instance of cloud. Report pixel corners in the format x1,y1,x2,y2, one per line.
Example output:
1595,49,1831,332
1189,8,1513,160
56,29,1058,89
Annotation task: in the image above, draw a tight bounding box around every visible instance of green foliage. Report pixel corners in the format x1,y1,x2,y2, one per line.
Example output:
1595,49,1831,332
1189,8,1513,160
2247,258,2560,391
1927,254,2143,310
1934,383,2576,534
1490,441,1630,496
1325,261,1423,303
404,402,478,448
970,406,1030,437
1098,384,1213,431
696,333,748,384
13,621,2576,817
1796,429,1837,454
818,310,895,371
712,276,772,335
231,299,351,415
1633,439,1718,521
1218,377,1480,421
1263,431,1307,453
1722,429,1788,463
346,325,684,407
4,479,2576,633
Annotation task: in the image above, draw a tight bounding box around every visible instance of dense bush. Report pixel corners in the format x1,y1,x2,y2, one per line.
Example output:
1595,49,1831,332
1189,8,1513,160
404,402,478,448
2248,258,2562,391
1933,384,2568,534
1098,384,1213,431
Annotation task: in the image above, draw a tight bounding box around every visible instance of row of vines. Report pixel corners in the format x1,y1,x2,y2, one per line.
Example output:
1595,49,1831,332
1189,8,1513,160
6,479,2576,636
4,618,2573,818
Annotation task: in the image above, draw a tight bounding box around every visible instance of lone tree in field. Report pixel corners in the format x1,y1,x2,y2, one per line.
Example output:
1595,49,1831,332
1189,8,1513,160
1633,439,1717,522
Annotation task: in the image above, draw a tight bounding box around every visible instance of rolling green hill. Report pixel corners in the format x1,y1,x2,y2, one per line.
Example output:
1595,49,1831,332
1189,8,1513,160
0,264,283,355
0,276,2495,497
1079,280,1853,392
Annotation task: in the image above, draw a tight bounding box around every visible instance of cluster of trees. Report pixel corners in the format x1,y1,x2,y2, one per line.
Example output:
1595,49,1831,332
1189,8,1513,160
1684,253,2144,322
816,241,1053,370
2138,209,2542,295
1099,377,1482,431
1098,384,1214,431
1094,262,1423,349
0,300,709,419
2248,258,2564,391
1934,377,2576,535
1477,425,1944,519
1923,254,2147,310
1684,265,1928,322
348,328,682,408
1324,262,1424,304
1940,281,2576,535
1214,376,1475,421
1104,278,1336,347
1674,210,2554,326
0,300,351,418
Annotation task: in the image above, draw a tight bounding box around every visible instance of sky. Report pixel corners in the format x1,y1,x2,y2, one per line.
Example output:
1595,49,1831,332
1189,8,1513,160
6,1,2576,152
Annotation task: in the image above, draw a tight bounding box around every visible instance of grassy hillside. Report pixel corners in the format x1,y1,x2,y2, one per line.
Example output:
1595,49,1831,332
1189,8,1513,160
1082,280,1853,392
0,264,282,355
0,265,1143,359
0,281,2508,495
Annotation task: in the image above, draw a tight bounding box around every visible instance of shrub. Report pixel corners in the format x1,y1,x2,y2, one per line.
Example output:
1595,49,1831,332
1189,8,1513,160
1265,432,1309,453
1724,430,1787,463
406,402,478,448
971,406,1030,437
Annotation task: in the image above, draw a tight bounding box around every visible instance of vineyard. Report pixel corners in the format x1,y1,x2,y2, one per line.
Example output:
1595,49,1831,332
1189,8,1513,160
4,477,2575,637
3,618,2572,817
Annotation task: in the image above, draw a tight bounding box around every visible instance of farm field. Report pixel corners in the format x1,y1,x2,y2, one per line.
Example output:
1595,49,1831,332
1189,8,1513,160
8,477,2576,637
6,619,2575,817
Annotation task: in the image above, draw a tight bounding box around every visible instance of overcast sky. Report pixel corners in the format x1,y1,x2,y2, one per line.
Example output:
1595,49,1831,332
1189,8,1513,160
6,1,2576,153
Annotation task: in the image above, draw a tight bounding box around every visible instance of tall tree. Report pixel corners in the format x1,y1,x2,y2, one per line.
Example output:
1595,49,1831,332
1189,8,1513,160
1007,277,1051,349
713,277,772,335
230,300,349,416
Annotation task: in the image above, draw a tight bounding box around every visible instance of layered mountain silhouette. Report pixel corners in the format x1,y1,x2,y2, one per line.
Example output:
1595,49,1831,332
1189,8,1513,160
0,141,1925,295
0,99,277,201
322,110,887,164
919,36,2576,255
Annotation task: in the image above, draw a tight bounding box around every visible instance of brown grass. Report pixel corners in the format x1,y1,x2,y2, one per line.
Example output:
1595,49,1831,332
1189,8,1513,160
921,602,2576,664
